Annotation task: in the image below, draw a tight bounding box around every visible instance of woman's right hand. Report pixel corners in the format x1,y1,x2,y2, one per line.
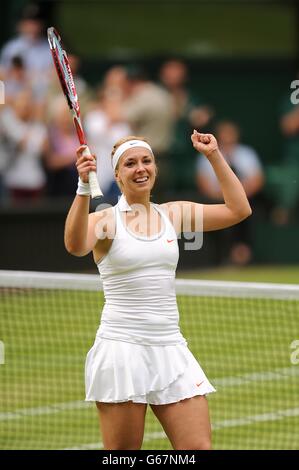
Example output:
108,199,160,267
76,145,97,183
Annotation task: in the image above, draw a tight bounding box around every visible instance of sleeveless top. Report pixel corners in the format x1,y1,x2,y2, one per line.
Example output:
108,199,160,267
96,195,186,346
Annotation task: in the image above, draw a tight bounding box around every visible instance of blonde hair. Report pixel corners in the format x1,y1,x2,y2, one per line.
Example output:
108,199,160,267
111,135,157,192
111,135,150,170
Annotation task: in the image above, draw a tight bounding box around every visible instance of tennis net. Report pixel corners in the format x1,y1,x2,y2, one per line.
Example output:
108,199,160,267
0,270,298,449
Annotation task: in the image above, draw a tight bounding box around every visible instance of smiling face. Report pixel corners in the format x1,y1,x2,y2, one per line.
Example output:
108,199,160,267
115,147,157,196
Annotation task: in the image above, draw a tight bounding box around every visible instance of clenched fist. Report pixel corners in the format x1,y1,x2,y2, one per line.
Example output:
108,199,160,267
191,130,219,159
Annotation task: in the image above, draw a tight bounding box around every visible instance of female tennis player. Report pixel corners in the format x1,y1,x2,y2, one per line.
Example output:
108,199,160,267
64,130,251,450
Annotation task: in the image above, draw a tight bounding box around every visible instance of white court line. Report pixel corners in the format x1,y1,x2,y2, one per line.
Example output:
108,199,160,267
1,365,298,422
65,407,299,450
212,407,299,429
0,400,92,422
212,365,299,387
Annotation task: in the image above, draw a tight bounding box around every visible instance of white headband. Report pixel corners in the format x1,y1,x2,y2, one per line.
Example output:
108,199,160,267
112,140,153,170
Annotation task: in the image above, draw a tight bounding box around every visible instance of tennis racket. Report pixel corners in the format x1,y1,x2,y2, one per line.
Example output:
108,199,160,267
47,27,103,198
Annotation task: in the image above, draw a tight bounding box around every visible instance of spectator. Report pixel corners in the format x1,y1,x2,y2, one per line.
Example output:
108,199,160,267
159,60,213,128
123,65,174,156
100,65,174,193
85,88,132,204
159,59,214,190
0,3,52,112
0,90,47,203
101,65,129,101
196,121,264,265
269,88,299,225
3,56,30,106
45,97,78,197
46,53,92,120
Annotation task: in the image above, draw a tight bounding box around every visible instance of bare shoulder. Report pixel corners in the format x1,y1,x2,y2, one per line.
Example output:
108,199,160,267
89,205,116,239
89,205,115,223
160,200,203,214
159,201,187,234
160,201,203,234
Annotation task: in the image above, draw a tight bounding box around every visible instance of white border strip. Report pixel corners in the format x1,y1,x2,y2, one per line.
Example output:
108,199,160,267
0,270,299,299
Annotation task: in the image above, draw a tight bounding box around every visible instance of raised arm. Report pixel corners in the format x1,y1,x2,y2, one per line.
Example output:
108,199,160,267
163,131,252,233
191,130,252,231
64,146,102,256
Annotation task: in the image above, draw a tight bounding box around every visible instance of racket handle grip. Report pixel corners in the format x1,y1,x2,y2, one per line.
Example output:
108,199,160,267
82,147,103,198
89,171,103,199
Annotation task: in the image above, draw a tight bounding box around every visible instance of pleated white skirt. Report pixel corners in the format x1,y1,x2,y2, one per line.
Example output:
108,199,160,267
85,338,216,404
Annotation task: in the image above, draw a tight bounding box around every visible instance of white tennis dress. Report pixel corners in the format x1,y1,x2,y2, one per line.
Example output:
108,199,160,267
85,195,215,404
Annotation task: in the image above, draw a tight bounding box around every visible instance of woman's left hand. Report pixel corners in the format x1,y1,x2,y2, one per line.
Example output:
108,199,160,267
191,130,219,159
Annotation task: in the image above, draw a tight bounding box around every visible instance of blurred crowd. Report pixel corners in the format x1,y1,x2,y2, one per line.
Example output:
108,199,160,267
1,3,298,266
0,5,216,205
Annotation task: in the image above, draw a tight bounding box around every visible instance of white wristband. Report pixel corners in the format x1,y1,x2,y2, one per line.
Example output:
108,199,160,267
76,177,91,196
